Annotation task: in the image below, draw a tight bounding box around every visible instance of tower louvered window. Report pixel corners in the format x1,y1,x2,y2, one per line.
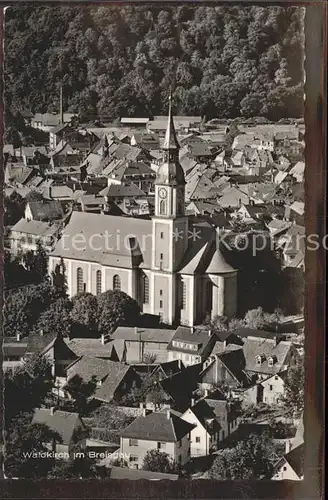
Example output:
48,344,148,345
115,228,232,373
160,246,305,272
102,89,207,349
113,274,121,291
96,270,102,295
77,267,83,293
143,275,149,304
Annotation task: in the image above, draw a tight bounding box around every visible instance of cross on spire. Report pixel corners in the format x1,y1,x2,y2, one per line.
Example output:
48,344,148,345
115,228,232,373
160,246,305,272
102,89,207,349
162,88,179,151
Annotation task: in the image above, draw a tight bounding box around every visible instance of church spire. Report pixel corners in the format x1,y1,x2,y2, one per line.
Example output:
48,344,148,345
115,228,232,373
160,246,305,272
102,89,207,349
162,89,179,151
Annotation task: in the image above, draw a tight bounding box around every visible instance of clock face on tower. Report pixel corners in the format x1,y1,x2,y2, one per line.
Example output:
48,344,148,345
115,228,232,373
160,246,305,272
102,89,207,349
158,188,167,199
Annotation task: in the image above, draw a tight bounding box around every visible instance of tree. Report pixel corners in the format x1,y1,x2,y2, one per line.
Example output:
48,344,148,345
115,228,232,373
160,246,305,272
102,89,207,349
142,449,178,474
4,6,304,126
33,298,73,338
97,290,140,334
4,355,54,425
4,191,25,226
3,281,69,337
70,292,98,336
282,355,304,416
4,420,62,478
244,307,283,331
209,433,275,480
64,374,97,415
25,190,44,202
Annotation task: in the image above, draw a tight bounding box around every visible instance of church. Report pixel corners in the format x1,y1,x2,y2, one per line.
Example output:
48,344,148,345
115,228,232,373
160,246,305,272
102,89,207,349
49,98,237,326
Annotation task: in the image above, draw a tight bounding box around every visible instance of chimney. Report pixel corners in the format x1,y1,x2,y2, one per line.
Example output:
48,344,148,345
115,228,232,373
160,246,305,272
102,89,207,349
16,333,21,342
204,389,209,398
191,398,195,407
50,407,56,416
178,359,182,370
40,329,44,337
166,409,171,420
208,329,212,337
191,327,194,335
101,334,105,345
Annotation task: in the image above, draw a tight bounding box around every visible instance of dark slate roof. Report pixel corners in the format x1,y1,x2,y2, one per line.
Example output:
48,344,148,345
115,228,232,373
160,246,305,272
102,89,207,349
66,356,128,385
112,327,175,344
109,466,178,480
94,365,134,403
3,344,28,357
27,200,64,221
285,443,304,478
159,364,201,410
204,399,228,425
243,338,294,375
216,349,251,386
32,408,82,445
121,410,194,442
189,399,221,434
26,332,57,355
167,326,215,355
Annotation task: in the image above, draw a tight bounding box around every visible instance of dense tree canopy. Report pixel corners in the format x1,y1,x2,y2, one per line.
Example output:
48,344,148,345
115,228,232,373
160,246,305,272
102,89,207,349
4,5,304,126
209,433,275,480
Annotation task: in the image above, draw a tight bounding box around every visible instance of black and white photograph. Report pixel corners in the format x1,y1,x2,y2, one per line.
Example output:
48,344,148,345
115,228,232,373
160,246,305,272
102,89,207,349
2,3,309,482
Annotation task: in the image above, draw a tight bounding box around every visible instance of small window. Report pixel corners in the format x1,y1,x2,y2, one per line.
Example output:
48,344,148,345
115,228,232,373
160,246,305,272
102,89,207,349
27,235,33,244
195,437,201,443
130,455,138,462
269,385,273,391
283,466,287,471
160,232,164,239
159,289,163,296
159,300,163,309
160,253,163,260
129,438,138,446
157,442,166,450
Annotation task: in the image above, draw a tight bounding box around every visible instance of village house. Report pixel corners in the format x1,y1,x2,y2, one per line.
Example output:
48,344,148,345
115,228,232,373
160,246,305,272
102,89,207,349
111,327,176,364
199,348,254,391
260,371,288,405
204,393,240,442
32,407,86,458
2,336,29,372
65,335,126,362
120,409,194,469
24,331,78,378
167,327,217,367
25,200,64,222
65,356,141,404
31,113,76,132
9,218,62,255
181,396,221,457
272,443,304,480
242,336,300,382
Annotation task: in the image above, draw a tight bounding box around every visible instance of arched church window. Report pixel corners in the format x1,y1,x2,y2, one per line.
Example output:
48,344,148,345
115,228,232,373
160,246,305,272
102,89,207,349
96,270,102,295
181,281,187,310
159,200,166,215
113,274,121,291
143,275,149,304
77,267,83,294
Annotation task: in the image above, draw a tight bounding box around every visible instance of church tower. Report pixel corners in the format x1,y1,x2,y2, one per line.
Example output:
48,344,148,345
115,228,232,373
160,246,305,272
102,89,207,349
150,92,188,323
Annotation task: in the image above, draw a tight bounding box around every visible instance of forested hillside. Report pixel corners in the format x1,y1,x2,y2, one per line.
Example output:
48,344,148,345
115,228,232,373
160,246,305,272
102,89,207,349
4,5,304,123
